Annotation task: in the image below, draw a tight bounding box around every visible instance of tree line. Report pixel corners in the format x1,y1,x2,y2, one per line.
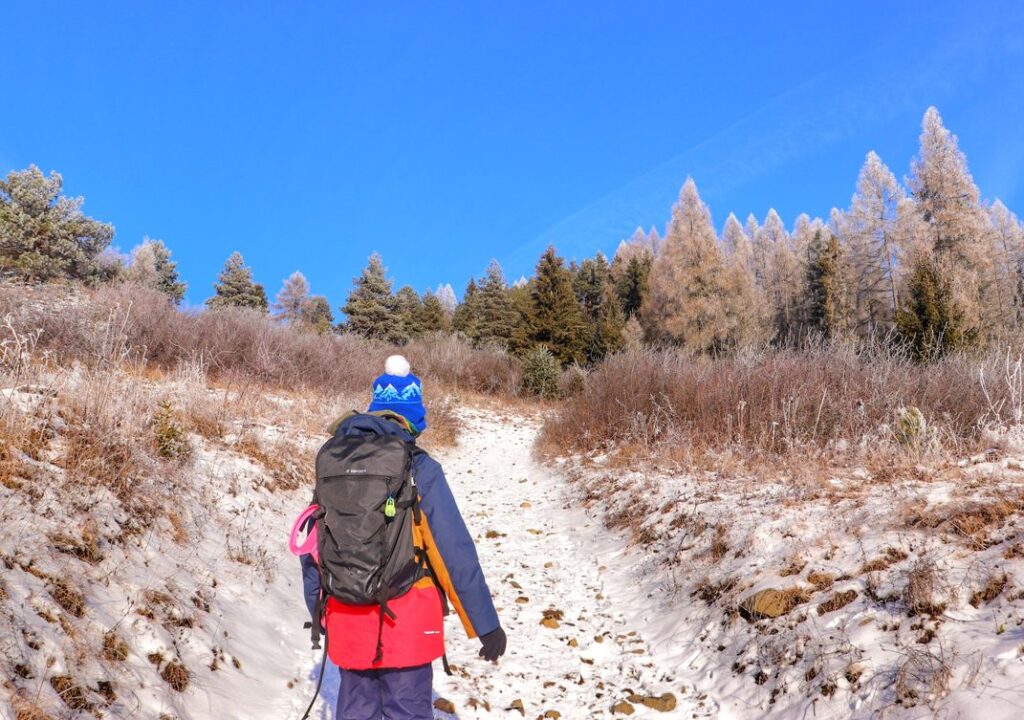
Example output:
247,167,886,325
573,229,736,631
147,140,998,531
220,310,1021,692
2,107,1020,364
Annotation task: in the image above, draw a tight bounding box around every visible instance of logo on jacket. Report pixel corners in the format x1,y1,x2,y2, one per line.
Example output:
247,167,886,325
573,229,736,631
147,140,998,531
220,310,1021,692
373,382,422,403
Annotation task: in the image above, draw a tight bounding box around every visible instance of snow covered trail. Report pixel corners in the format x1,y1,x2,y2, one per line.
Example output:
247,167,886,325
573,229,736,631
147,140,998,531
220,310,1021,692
288,408,710,719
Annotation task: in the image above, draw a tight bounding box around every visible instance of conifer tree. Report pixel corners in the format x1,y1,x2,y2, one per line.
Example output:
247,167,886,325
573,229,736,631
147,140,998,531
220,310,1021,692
272,271,311,324
802,229,844,339
613,253,651,319
303,296,334,334
435,283,458,316
642,179,743,352
907,107,996,339
988,200,1024,329
508,280,536,356
451,278,481,339
395,285,424,339
474,260,517,348
417,291,449,333
341,253,403,343
896,254,973,359
207,251,268,312
531,246,587,366
756,210,802,342
0,165,115,282
126,238,187,304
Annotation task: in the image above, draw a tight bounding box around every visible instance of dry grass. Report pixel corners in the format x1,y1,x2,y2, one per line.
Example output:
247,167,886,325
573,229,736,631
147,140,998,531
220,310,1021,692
817,589,858,615
538,345,1021,466
969,573,1008,607
904,495,1024,548
904,559,949,618
160,660,190,692
894,646,952,708
0,282,522,398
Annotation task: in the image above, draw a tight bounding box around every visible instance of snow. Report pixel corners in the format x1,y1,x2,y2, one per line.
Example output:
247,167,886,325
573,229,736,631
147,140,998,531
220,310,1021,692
6,401,1024,719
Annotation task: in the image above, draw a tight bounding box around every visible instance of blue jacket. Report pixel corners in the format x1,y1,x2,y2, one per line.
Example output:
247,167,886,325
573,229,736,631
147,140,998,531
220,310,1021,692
301,413,500,640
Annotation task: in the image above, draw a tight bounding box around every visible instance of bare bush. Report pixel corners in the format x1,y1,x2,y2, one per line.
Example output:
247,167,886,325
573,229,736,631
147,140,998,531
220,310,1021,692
0,282,521,398
539,345,1019,464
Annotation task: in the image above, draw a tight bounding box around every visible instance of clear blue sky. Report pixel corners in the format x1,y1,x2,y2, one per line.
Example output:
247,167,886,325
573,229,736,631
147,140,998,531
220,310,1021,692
2,2,1023,310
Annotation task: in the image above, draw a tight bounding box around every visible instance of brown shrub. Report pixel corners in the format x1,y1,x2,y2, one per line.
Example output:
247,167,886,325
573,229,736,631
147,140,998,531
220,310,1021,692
905,497,1023,548
0,282,520,398
161,661,190,692
817,589,858,615
904,560,948,618
538,345,1013,463
47,577,85,617
970,573,1008,607
894,646,952,708
102,630,129,662
50,675,90,710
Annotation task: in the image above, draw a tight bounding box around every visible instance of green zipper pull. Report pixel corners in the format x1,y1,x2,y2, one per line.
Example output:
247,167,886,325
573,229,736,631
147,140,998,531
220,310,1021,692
384,496,396,519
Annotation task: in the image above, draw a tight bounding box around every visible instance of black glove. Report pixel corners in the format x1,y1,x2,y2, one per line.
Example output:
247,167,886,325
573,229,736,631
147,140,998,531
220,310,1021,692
478,626,507,662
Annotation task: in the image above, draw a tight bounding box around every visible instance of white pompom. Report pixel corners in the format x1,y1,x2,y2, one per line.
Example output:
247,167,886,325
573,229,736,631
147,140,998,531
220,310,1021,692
384,354,411,377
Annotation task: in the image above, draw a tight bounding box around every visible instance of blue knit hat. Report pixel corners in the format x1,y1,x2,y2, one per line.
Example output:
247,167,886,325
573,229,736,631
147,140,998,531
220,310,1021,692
367,355,427,434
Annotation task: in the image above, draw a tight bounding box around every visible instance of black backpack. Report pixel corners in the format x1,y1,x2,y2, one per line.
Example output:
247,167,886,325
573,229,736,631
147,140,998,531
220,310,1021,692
311,422,424,657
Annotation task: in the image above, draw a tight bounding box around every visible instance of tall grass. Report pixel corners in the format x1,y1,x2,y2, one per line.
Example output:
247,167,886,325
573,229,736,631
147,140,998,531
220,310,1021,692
538,344,1022,463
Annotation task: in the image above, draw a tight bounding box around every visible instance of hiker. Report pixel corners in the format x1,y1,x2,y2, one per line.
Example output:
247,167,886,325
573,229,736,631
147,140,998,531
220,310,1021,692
294,355,506,720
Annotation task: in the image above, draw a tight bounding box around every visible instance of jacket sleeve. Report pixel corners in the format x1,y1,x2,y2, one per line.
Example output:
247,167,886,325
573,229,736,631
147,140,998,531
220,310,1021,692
300,550,320,620
415,454,500,639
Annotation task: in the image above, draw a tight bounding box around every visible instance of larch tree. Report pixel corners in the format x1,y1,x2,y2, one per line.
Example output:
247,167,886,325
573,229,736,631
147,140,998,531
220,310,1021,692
530,246,587,366
757,210,801,342
341,253,403,343
722,213,768,345
0,165,116,282
836,152,912,339
435,283,458,316
642,178,741,352
207,251,268,312
272,271,311,325
907,107,997,339
126,238,187,304
988,200,1024,328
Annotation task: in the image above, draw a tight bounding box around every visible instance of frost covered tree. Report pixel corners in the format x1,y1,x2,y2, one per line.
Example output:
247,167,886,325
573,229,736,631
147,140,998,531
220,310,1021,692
207,252,268,312
833,152,916,339
272,271,311,324
755,210,801,342
988,200,1024,328
907,107,997,339
642,179,747,352
0,165,115,282
126,238,186,304
435,283,458,316
341,253,403,343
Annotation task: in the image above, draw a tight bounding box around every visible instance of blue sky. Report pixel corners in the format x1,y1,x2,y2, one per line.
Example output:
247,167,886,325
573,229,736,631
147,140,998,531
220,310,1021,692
2,2,1023,310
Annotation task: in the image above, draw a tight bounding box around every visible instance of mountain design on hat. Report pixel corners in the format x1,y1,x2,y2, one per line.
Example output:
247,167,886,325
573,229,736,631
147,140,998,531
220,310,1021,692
367,355,427,434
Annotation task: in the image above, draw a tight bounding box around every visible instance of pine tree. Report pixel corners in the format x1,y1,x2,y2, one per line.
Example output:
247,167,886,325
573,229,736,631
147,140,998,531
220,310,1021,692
474,260,517,348
802,229,844,339
207,252,268,311
395,285,424,339
126,238,187,304
531,246,587,366
272,271,311,324
0,165,115,282
303,295,334,334
341,253,403,343
508,280,536,356
573,253,623,362
897,254,974,359
417,291,449,333
451,278,481,339
642,178,742,352
613,253,651,319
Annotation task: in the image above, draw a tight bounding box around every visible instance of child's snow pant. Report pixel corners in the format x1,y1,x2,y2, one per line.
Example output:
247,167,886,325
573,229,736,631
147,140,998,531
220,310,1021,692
336,663,433,720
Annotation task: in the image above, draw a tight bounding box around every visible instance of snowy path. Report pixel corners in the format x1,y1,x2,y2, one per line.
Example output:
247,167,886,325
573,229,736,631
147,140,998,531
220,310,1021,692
288,409,711,719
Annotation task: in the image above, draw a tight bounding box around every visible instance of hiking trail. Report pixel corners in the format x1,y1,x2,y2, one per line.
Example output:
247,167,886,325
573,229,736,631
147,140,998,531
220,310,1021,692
286,408,714,719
